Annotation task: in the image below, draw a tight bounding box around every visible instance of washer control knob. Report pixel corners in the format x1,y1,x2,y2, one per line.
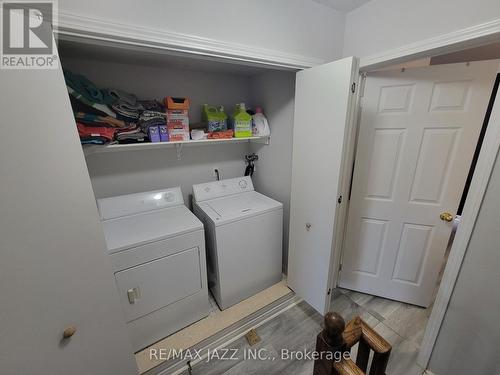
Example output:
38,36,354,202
239,180,248,189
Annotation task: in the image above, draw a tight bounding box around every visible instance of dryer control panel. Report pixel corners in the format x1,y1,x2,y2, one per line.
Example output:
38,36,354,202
193,176,254,202
98,187,184,220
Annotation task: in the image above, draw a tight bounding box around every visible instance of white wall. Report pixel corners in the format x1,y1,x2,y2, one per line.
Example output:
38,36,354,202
59,0,346,62
86,144,249,204
343,0,500,58
250,71,296,273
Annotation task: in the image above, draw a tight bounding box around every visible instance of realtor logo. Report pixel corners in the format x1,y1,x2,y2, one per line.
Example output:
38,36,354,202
1,0,58,69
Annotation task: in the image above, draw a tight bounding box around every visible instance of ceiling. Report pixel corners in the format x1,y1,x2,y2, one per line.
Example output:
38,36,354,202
312,0,372,12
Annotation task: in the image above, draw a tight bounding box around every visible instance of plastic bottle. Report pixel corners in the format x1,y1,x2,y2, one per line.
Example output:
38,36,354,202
231,103,252,138
252,107,270,136
202,104,227,132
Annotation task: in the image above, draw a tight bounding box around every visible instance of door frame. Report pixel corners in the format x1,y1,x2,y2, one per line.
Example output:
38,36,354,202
335,22,500,369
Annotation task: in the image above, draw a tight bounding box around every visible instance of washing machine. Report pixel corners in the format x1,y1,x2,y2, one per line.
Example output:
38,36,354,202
97,187,210,352
193,176,283,310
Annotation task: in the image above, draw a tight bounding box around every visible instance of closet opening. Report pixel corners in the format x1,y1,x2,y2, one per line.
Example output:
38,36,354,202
57,36,298,374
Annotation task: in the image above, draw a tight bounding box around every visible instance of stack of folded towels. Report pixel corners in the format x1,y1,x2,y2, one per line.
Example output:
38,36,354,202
64,70,165,145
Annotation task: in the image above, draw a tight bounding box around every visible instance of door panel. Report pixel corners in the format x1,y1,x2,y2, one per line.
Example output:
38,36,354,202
340,61,499,307
0,38,137,373
366,129,405,199
115,247,202,322
287,57,358,314
410,128,459,205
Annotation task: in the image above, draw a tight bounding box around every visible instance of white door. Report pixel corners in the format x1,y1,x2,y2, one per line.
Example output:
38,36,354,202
0,39,137,373
288,57,359,314
340,61,499,307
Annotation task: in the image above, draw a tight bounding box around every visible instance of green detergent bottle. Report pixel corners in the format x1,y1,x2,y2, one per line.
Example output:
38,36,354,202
231,103,252,138
202,104,228,132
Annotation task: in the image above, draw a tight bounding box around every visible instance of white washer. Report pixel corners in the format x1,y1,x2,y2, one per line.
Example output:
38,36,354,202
97,187,210,352
193,176,283,310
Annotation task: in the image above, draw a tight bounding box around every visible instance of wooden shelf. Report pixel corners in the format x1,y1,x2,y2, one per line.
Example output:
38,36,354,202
83,136,270,156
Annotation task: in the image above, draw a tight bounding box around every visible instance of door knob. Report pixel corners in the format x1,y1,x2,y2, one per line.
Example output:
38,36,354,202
62,325,77,339
440,212,454,222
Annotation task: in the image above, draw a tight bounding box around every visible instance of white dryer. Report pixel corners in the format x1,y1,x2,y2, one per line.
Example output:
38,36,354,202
97,187,210,352
193,177,283,310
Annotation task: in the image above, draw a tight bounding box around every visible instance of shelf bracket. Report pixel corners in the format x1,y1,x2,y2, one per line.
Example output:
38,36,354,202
175,143,183,160
250,136,270,145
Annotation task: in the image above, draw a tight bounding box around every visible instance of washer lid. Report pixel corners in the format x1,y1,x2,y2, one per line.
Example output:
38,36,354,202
97,187,184,220
101,205,203,253
200,191,282,225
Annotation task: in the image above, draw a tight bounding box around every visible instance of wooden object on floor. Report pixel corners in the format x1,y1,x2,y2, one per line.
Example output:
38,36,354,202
313,313,392,375
245,328,261,346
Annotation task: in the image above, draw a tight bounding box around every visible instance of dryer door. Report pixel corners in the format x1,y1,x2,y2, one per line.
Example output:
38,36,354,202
114,247,202,322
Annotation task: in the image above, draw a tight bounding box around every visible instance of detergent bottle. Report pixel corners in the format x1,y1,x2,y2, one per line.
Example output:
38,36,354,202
252,107,270,136
202,104,228,132
231,103,252,138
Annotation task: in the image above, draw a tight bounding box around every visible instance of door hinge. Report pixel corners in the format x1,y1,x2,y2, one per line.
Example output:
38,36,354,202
327,288,331,296
351,82,356,93
338,195,343,204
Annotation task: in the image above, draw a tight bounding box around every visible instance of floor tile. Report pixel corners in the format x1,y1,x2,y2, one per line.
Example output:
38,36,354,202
339,288,374,306
330,293,380,327
386,338,423,375
372,322,404,347
383,303,429,345
359,295,402,322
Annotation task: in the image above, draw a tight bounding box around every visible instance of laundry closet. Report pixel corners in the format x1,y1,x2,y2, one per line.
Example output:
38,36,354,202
57,35,294,350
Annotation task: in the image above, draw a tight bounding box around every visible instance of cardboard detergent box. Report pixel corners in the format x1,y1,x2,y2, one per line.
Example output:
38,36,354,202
148,125,161,142
159,124,169,142
167,109,190,141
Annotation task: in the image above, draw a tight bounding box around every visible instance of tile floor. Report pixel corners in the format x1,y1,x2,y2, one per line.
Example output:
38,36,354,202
184,288,430,375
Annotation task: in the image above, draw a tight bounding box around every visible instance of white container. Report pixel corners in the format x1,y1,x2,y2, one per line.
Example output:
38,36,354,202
252,107,270,136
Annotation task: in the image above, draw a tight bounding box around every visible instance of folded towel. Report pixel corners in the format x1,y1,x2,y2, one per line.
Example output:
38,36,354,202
139,110,166,131
138,99,166,113
80,136,109,145
64,70,105,104
112,102,143,121
67,85,116,118
77,123,116,141
105,89,139,107
75,112,128,128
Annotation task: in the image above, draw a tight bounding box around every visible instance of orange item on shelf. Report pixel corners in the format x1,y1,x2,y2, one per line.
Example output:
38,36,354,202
167,109,190,141
208,130,234,139
165,96,190,110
